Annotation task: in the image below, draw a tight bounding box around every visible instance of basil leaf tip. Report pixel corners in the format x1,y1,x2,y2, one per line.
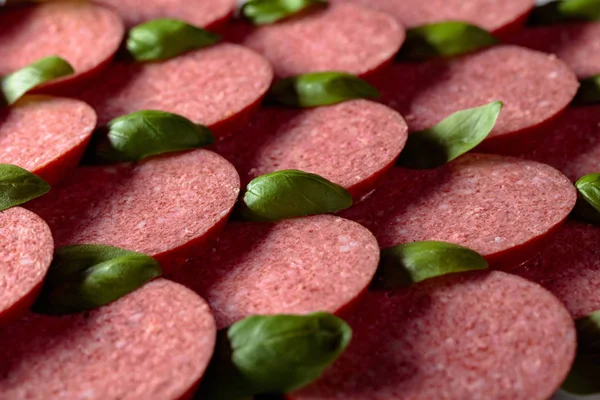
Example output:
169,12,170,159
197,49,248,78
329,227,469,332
397,101,503,169
241,169,353,221
268,71,380,108
127,18,220,62
0,164,50,211
242,0,328,25
397,21,498,62
1,55,74,105
528,0,600,26
35,244,162,316
573,75,600,106
573,173,600,223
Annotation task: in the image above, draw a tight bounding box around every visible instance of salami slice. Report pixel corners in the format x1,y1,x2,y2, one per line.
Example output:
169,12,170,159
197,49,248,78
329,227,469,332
515,221,600,319
0,1,124,93
169,215,379,329
78,43,273,135
329,0,534,37
0,96,96,185
0,279,216,400
213,100,408,196
25,149,240,273
290,271,576,400
341,154,576,269
0,207,53,327
223,3,404,78
93,0,236,28
370,45,578,153
509,22,600,79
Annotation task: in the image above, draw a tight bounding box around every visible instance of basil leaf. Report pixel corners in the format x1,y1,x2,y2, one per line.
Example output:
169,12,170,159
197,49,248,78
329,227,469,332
561,310,600,395
397,101,503,169
127,18,220,62
35,244,162,315
0,164,50,211
268,72,380,108
89,110,215,164
241,169,353,221
372,241,488,290
528,0,600,26
242,0,328,25
573,173,600,224
1,56,74,105
573,75,600,106
397,22,498,62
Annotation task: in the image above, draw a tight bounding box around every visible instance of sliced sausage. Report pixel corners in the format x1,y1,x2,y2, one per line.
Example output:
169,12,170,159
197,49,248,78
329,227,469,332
213,100,408,197
78,43,273,135
341,153,576,269
290,271,576,400
222,3,404,78
0,207,53,328
25,149,240,273
169,215,379,329
0,1,125,94
0,96,96,185
0,279,216,400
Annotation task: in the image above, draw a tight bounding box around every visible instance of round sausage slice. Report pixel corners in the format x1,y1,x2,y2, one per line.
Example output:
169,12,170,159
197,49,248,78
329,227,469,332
25,149,240,273
213,100,408,197
370,45,578,153
0,1,124,93
223,3,404,78
169,215,379,329
0,96,96,185
0,279,216,400
0,207,53,328
290,271,576,400
341,154,576,269
78,44,273,135
93,0,236,28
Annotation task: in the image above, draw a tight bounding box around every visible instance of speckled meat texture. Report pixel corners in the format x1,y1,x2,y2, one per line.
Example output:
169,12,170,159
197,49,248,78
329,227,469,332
222,3,404,78
290,271,576,400
341,154,576,268
169,215,379,329
0,207,53,327
0,279,216,400
516,105,600,182
93,0,236,28
25,150,240,272
509,22,600,78
78,44,273,130
0,1,124,88
370,46,578,143
213,100,408,196
0,96,96,185
514,221,600,319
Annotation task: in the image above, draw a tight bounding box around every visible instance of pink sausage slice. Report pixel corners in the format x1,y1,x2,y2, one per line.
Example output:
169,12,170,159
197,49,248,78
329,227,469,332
341,154,576,269
223,3,404,78
0,279,216,400
25,149,240,273
93,0,236,28
169,215,379,329
0,96,96,185
0,1,124,93
370,45,578,153
213,100,408,197
78,44,273,135
290,271,576,400
0,207,53,328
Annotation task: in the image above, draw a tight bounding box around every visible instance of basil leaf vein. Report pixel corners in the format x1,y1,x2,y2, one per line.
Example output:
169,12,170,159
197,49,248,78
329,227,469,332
0,164,50,211
242,0,328,25
573,173,600,224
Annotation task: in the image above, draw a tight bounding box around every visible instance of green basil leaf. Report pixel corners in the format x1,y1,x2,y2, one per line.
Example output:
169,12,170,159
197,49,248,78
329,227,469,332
241,169,353,221
576,310,600,353
1,56,74,105
372,241,488,290
397,101,503,169
573,75,600,106
242,0,328,25
127,18,220,62
35,244,162,315
562,353,600,395
0,164,50,211
573,173,600,223
397,22,498,62
528,0,600,26
268,72,380,108
89,110,215,164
